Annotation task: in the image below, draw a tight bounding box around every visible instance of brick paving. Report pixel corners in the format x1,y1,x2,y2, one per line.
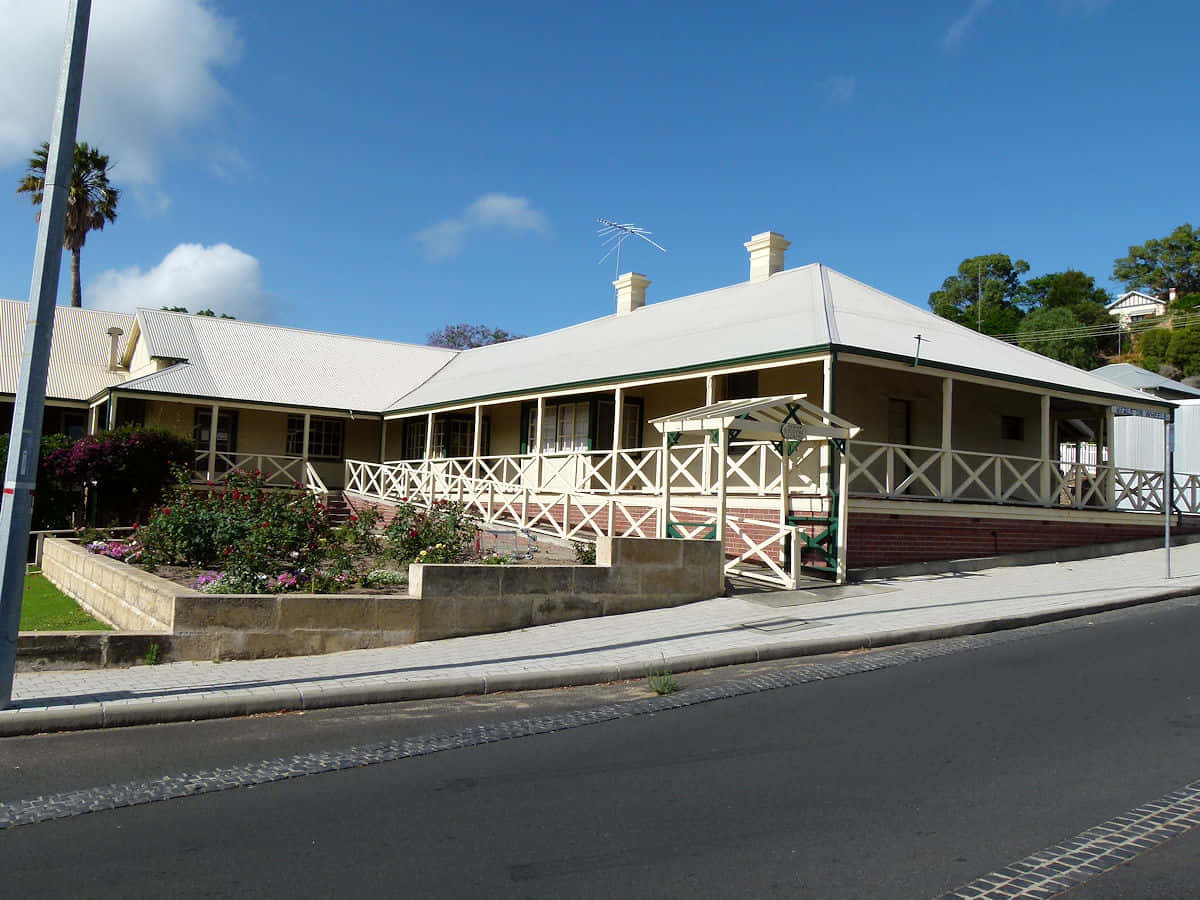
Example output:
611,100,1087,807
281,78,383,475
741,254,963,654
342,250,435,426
3,542,1199,734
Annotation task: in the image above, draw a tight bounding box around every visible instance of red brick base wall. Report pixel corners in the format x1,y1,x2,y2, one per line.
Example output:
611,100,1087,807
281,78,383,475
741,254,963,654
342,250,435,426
847,511,1200,569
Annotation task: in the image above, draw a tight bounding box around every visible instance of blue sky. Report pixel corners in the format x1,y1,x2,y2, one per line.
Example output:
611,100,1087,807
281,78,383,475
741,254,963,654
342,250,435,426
0,0,1195,344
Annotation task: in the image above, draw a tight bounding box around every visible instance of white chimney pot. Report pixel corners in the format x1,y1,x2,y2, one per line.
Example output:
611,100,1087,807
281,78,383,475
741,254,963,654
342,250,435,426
744,231,790,282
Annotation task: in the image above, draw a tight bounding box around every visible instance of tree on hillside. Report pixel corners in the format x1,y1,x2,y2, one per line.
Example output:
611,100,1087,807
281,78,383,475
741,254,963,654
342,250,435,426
1016,307,1098,369
928,253,1029,335
1020,269,1116,359
16,141,120,308
427,323,524,349
1166,325,1200,378
1113,223,1200,297
1138,328,1172,374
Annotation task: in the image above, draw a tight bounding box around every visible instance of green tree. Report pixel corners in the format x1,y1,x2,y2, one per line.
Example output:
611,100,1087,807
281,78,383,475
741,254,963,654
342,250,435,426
1138,328,1172,373
1020,269,1116,357
1113,223,1200,297
1166,326,1200,378
929,253,1029,335
427,323,524,349
1016,307,1099,369
16,141,120,308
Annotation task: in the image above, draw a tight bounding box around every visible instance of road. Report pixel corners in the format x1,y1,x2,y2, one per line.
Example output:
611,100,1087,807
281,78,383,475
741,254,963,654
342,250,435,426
1,595,1198,898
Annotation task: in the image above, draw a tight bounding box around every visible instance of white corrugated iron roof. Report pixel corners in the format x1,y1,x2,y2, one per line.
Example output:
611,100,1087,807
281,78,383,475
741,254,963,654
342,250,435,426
386,264,1166,413
0,299,133,401
1091,363,1200,398
117,309,457,412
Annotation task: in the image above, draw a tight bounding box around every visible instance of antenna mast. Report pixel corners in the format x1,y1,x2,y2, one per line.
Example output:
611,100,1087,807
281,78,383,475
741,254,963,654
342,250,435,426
597,218,667,283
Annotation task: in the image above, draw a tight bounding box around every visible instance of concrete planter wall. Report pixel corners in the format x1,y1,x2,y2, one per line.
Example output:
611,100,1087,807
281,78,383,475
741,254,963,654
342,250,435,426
39,537,723,664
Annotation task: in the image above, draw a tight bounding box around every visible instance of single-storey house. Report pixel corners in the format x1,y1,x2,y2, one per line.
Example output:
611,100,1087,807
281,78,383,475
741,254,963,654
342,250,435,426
2,232,1190,584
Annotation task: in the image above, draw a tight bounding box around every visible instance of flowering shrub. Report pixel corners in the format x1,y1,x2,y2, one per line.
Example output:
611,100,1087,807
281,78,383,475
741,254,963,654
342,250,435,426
86,539,142,562
382,499,476,565
137,470,330,576
46,426,193,526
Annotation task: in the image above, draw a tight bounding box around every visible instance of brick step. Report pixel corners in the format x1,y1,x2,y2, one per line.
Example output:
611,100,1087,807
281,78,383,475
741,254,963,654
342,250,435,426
323,491,355,525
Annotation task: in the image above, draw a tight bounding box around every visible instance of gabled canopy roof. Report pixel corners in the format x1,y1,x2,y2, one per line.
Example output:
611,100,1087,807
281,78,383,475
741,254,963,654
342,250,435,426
115,308,457,413
0,299,133,401
650,394,860,441
386,264,1169,413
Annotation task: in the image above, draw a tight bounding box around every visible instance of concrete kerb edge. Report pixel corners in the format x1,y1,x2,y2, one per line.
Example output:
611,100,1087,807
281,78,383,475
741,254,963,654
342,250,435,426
1,583,1197,737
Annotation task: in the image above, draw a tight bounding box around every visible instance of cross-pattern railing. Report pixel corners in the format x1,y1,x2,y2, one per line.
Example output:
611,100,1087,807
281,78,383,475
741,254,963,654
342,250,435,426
193,451,326,495
845,440,1200,513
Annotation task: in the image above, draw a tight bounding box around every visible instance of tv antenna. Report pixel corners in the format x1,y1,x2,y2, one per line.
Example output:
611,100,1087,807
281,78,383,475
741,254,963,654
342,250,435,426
597,218,667,280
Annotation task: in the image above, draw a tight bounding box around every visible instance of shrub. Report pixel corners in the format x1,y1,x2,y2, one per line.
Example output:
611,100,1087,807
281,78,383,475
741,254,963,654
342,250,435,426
44,427,194,526
382,499,477,565
1139,327,1173,373
0,431,78,529
572,541,597,565
136,470,330,577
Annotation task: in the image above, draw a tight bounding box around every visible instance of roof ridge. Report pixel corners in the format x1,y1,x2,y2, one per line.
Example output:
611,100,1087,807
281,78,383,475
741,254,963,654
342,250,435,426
137,307,457,355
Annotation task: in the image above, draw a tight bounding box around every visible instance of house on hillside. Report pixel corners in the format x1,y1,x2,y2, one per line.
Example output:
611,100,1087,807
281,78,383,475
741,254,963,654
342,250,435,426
1,232,1189,583
1107,290,1167,326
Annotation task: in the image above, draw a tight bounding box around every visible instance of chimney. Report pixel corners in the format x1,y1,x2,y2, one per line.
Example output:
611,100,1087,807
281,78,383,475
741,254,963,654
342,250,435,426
1169,287,1178,303
614,272,650,315
744,231,790,282
106,326,124,372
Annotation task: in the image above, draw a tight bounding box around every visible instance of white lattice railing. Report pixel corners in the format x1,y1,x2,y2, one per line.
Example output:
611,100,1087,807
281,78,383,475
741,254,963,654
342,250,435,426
193,451,327,495
845,440,1200,513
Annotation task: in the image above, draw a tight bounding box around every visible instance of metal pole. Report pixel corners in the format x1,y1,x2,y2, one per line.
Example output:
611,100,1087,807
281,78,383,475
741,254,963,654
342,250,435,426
1165,412,1174,579
0,0,92,708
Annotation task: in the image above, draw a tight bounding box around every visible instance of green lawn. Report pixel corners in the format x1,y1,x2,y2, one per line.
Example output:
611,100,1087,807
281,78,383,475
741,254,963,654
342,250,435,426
19,572,110,631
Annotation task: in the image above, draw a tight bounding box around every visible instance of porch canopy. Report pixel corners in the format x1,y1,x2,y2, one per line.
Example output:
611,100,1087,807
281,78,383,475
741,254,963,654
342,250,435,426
650,394,860,583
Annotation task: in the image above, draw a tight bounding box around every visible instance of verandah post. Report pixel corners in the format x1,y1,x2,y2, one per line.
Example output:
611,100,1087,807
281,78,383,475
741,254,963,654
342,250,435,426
1039,394,1051,505
940,377,953,500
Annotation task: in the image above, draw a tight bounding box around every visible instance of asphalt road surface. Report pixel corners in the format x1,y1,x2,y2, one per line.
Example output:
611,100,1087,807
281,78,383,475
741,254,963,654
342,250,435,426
1,594,1198,898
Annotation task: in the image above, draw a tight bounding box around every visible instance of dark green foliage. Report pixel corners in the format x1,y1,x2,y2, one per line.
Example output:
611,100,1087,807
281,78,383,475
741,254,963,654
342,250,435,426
1113,223,1200,297
1169,293,1200,313
1017,307,1098,369
1139,328,1173,373
1166,326,1200,378
929,253,1030,336
0,432,77,529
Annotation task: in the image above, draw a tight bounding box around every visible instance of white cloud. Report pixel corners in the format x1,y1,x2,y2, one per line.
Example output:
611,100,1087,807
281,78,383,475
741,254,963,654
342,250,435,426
416,193,550,262
819,74,857,106
88,243,270,320
941,0,995,49
0,0,241,184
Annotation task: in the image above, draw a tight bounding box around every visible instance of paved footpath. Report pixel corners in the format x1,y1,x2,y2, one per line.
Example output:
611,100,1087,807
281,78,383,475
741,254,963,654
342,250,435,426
3,543,1199,736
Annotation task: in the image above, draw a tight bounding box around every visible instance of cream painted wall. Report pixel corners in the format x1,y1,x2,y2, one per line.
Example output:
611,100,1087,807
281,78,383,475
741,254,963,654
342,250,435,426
836,363,943,447
488,402,523,455
951,382,1043,458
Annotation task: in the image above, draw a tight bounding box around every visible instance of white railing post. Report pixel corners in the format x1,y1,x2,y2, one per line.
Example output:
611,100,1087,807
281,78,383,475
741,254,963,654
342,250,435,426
207,403,219,482
940,377,953,500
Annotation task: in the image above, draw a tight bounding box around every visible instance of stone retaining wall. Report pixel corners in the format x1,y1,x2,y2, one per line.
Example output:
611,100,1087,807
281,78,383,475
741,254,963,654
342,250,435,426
38,537,724,664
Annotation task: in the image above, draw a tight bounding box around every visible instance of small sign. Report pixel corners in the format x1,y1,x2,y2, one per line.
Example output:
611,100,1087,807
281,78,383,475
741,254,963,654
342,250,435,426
780,423,806,441
1113,406,1171,420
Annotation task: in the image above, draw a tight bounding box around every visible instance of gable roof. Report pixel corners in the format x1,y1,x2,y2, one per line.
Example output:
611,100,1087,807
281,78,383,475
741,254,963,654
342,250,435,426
1107,290,1164,310
115,309,457,413
1090,362,1200,399
0,299,133,401
386,264,1168,413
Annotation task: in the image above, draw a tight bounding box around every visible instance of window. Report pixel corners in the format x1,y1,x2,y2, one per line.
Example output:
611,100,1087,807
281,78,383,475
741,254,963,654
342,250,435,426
1001,416,1025,442
526,401,591,453
402,419,427,460
286,415,346,459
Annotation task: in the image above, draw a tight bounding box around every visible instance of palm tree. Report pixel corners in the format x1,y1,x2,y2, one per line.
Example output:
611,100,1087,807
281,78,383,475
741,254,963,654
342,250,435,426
16,141,120,308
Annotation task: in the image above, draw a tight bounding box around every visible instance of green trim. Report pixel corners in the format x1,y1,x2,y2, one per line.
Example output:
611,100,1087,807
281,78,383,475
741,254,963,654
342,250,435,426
666,522,717,540
383,343,834,416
